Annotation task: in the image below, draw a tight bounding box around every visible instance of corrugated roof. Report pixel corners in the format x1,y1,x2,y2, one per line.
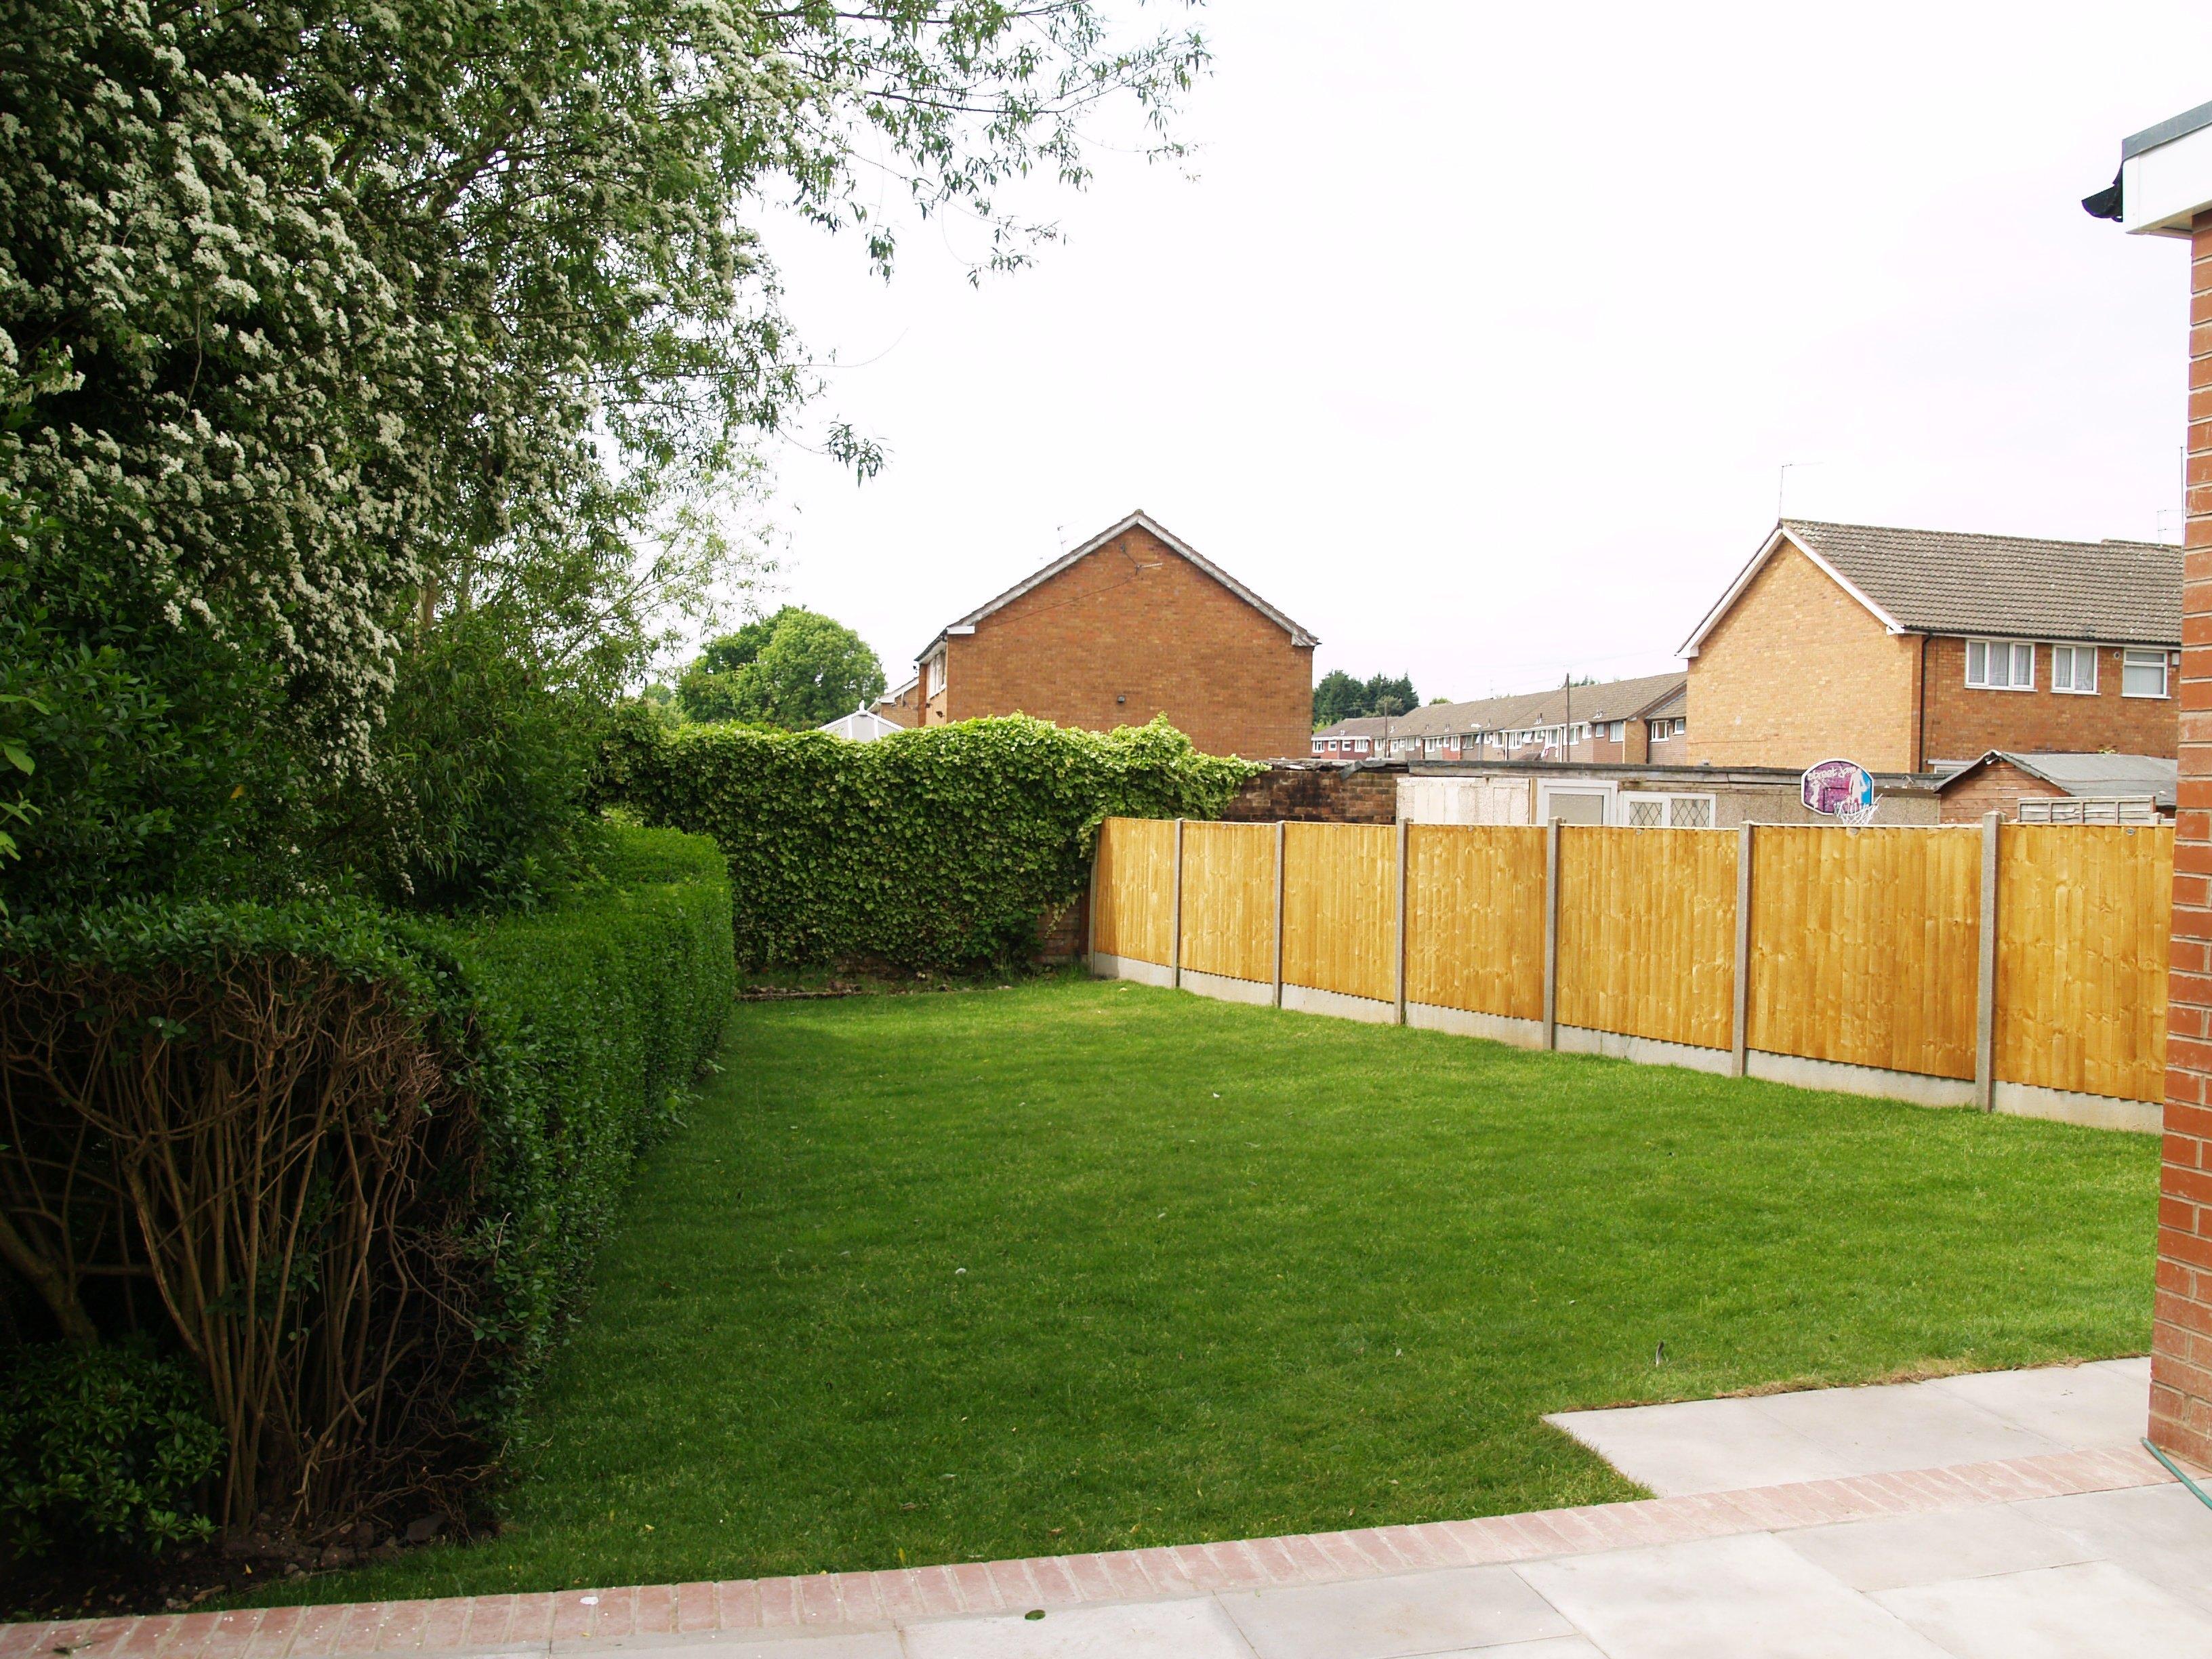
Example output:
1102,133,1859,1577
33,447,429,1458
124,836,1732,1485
1780,520,2179,644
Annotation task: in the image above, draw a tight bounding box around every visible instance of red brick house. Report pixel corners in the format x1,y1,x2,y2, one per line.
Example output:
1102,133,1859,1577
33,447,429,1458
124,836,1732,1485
1679,520,2181,773
906,511,1317,760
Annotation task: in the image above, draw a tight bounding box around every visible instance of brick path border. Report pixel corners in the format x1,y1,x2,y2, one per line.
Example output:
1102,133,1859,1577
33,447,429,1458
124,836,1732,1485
1,1446,2171,1659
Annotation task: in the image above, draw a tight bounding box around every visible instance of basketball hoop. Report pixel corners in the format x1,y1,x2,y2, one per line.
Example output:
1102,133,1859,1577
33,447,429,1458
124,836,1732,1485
1802,758,1878,831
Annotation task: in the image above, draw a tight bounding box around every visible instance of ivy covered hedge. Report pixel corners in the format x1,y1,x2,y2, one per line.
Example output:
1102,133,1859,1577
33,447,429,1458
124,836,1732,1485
594,712,1259,968
0,826,731,1540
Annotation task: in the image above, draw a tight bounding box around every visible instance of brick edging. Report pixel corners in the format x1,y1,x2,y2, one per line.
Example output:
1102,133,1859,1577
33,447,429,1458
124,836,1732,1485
0,1446,2171,1659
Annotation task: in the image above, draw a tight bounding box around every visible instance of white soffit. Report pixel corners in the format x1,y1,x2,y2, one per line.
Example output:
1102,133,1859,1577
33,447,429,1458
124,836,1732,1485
2123,99,2212,237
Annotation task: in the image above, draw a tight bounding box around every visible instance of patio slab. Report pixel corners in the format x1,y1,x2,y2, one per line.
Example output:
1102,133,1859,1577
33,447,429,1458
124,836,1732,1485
1544,1357,2147,1497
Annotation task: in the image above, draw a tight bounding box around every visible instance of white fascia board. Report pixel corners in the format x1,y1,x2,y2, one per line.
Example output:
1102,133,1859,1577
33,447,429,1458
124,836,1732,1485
1677,526,1907,659
2124,109,2212,237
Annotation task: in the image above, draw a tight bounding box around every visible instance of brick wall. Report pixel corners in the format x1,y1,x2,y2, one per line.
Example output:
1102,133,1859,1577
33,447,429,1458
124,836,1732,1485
930,525,1313,760
2156,211,2212,1469
1218,764,1399,825
1921,637,2177,766
1687,537,1923,771
1036,892,1088,964
1936,760,2070,825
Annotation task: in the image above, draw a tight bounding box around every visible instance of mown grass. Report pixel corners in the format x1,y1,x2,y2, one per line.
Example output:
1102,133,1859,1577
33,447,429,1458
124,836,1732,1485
257,975,2156,1603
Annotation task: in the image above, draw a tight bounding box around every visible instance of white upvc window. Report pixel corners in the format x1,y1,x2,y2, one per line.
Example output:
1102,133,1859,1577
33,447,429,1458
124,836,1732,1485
2049,644,2098,695
1965,639,2034,690
2123,647,2171,699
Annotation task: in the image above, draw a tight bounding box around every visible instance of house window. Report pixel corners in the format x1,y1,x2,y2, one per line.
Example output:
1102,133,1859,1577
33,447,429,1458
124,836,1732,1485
2050,644,2097,695
2123,647,2171,699
1965,639,2034,690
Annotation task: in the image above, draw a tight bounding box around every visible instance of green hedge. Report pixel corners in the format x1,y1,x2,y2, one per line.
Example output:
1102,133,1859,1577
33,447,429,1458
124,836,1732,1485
434,826,735,1395
594,712,1258,968
0,824,733,1536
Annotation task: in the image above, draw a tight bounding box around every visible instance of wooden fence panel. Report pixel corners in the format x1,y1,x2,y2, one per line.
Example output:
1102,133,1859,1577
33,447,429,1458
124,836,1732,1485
1750,826,1980,1079
1405,825,1545,1020
1179,821,1277,983
1092,817,1176,966
1283,822,1396,1003
1995,824,2172,1103
1556,827,1737,1049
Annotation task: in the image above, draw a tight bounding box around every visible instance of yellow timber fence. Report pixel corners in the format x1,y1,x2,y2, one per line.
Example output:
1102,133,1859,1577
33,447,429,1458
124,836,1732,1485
1087,816,2171,1132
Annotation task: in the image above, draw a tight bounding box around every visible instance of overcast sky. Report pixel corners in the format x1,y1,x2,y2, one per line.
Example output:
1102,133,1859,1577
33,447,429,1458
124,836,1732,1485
743,0,2212,705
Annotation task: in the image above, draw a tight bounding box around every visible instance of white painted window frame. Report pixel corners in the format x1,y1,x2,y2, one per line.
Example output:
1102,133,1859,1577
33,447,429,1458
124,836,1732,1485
2049,643,2099,695
1965,638,2035,691
2122,647,2172,699
1538,778,1619,825
1621,790,1718,829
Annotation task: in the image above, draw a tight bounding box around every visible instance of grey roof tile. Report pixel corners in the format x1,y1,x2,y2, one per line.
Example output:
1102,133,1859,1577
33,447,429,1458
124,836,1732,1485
1782,520,2179,644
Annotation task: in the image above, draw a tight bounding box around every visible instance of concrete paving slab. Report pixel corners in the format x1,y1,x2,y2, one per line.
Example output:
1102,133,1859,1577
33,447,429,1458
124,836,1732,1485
615,1639,900,1659
1218,1565,1570,1659
1873,1560,2212,1657
2014,1482,2212,1615
1746,1379,2063,1475
901,1599,1257,1659
1418,1641,1608,1659
1776,1506,2091,1593
1923,1361,2148,1448
1513,1532,1949,1658
1543,1397,1855,1496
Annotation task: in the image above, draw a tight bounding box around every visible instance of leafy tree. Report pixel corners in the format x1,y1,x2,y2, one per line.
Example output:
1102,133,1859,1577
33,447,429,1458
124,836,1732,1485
678,608,886,731
0,0,1206,905
1313,670,1365,728
1313,670,1418,727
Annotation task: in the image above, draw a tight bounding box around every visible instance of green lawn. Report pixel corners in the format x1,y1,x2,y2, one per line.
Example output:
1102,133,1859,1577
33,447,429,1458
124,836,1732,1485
258,975,2156,1603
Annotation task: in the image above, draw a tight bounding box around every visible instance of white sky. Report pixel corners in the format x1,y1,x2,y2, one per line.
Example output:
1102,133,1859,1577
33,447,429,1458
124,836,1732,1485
746,0,2212,705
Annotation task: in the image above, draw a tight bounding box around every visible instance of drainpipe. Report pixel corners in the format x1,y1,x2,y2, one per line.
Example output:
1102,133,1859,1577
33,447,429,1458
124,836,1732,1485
1917,634,1929,773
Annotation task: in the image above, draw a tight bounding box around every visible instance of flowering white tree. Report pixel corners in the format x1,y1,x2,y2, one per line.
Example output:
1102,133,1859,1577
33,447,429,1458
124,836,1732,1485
0,0,1206,763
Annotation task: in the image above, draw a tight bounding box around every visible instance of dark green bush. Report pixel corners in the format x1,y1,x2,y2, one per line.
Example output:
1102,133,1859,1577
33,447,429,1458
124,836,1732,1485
327,614,613,911
0,1343,224,1557
432,825,735,1393
594,711,1257,969
0,825,733,1530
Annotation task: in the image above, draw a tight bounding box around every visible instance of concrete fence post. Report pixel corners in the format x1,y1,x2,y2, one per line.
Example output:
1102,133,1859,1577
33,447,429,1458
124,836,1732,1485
1394,816,1410,1026
1975,811,2001,1111
1732,822,1754,1077
1170,818,1185,990
1542,817,1561,1050
1272,819,1286,1009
